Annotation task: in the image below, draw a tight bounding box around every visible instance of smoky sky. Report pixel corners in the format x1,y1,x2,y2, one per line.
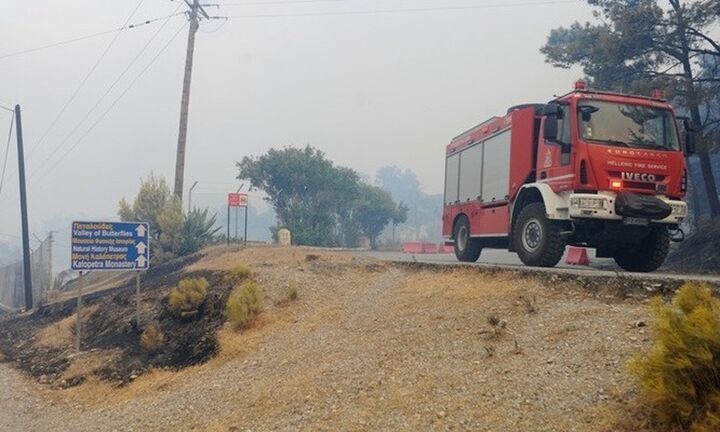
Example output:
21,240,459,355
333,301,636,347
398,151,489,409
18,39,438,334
0,0,591,243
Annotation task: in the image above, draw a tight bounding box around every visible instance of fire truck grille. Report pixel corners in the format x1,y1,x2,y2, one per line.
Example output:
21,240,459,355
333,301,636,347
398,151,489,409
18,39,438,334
622,181,657,191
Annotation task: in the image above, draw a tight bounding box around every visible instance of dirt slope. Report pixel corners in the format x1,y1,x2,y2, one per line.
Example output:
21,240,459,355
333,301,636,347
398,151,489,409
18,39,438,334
0,245,697,431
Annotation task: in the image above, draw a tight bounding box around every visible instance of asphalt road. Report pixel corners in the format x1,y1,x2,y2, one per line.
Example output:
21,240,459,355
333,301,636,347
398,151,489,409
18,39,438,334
353,248,720,283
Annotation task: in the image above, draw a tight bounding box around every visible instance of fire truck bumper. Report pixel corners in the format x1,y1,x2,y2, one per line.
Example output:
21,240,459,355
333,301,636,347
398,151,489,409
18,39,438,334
567,192,687,225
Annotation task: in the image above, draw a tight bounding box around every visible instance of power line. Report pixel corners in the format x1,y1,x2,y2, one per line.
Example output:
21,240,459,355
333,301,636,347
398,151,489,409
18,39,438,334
218,0,568,5
26,0,146,157
28,7,183,179
222,0,577,17
0,11,182,61
28,21,189,192
219,0,351,5
0,112,15,196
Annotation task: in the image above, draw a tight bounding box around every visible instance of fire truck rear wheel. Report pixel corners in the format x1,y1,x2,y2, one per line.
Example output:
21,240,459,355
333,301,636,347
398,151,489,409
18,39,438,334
513,203,565,267
613,226,670,272
454,215,482,262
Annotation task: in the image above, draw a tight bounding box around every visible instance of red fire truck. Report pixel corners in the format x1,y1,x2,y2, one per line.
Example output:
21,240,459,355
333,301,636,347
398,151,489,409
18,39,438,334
442,81,695,272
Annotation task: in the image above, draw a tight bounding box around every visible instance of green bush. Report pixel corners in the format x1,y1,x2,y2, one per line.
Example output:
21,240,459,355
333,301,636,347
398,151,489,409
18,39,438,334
168,277,209,318
226,281,263,329
140,322,164,352
629,282,720,431
224,264,252,285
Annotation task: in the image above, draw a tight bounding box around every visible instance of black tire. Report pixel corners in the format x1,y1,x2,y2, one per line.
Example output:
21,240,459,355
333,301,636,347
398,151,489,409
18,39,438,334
513,202,565,267
613,226,670,272
453,215,482,262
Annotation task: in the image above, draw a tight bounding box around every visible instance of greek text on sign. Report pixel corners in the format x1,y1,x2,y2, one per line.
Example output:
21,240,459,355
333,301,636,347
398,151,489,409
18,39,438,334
71,221,150,271
228,193,248,207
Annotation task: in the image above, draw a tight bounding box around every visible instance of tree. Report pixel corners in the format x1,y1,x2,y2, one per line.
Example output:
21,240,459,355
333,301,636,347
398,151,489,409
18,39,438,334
238,146,359,246
119,173,219,262
119,172,171,242
354,184,408,249
541,0,720,218
237,145,404,247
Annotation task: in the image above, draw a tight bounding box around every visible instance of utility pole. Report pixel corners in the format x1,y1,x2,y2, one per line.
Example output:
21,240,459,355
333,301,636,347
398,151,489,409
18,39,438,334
173,0,210,199
15,104,32,310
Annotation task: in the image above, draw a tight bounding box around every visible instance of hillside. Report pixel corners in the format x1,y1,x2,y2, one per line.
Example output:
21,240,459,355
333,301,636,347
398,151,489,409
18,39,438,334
0,245,714,431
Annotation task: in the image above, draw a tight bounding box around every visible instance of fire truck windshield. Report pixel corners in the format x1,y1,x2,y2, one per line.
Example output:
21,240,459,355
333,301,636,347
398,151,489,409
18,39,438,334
577,100,680,151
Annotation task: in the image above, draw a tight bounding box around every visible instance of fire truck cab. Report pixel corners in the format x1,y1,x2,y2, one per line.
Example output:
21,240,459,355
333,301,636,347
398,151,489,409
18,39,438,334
442,81,694,272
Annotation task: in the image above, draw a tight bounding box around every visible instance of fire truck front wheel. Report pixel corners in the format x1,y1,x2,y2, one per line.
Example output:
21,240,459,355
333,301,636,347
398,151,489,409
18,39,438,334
513,203,565,267
454,215,482,262
613,226,670,272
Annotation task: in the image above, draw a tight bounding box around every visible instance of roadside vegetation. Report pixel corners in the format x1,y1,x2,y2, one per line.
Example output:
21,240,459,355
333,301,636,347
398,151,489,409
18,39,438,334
119,173,220,263
140,322,164,352
225,281,264,329
168,277,209,319
629,282,720,431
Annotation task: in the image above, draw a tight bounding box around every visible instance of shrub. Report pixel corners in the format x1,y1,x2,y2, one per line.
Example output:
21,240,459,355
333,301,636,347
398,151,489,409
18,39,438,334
225,264,252,285
168,277,209,318
288,284,299,301
629,283,720,431
140,322,164,352
226,281,263,329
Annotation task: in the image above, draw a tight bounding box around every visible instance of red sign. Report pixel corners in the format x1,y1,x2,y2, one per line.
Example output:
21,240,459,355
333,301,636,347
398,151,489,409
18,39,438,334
228,193,248,207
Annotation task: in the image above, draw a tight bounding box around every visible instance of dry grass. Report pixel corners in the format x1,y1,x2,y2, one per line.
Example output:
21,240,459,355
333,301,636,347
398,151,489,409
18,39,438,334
34,305,99,348
23,248,655,432
61,349,121,382
224,264,252,285
185,244,354,273
140,322,164,352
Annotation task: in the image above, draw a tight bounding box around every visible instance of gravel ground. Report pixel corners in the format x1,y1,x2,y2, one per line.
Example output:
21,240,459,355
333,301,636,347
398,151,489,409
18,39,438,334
1,246,657,431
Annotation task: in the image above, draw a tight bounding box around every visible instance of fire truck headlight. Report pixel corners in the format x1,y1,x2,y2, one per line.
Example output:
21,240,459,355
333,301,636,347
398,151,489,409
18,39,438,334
571,197,606,210
671,203,687,216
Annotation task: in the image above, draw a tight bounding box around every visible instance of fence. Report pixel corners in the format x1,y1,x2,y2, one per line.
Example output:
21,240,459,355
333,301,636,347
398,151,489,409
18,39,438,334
0,233,53,310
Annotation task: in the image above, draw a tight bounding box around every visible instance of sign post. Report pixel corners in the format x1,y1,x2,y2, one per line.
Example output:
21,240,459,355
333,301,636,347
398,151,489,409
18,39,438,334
228,193,248,244
71,221,150,352
75,273,84,352
136,271,141,328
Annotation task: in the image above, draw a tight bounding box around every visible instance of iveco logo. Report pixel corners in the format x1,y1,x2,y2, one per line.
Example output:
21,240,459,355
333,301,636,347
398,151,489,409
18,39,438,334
621,172,656,182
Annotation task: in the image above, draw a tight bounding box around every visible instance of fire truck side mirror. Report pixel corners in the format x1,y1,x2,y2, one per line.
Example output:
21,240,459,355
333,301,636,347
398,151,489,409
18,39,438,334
685,130,696,156
680,117,696,156
543,117,559,142
542,103,562,142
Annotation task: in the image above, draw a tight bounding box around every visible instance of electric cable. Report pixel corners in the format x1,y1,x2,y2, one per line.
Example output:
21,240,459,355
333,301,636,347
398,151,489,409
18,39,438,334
0,112,15,196
28,21,189,192
28,5,183,178
26,0,146,156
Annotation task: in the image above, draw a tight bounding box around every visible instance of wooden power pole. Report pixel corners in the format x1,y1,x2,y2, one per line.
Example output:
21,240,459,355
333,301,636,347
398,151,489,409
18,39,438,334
173,0,210,199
